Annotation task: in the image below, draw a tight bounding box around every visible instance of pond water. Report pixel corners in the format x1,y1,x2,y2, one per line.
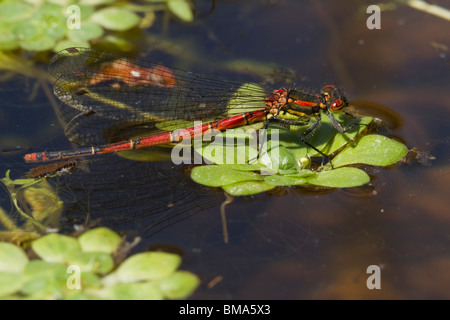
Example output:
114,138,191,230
0,0,449,299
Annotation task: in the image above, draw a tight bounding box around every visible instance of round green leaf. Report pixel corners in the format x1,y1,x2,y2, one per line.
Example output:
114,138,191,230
258,144,296,172
306,167,370,188
106,282,163,300
80,0,116,5
264,174,308,186
0,29,18,50
332,134,408,168
31,233,81,263
33,3,67,40
191,165,263,187
167,0,194,22
158,271,200,299
0,242,28,273
325,116,373,154
12,20,40,40
0,2,33,23
19,35,56,51
66,21,104,42
66,252,114,274
105,252,182,284
222,180,275,196
22,260,68,296
78,227,122,254
90,7,140,31
79,271,102,288
0,272,23,297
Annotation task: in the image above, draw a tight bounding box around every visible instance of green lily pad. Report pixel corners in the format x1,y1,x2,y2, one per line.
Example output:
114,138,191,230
223,180,275,196
195,129,259,165
306,167,370,188
90,7,140,31
66,251,114,275
158,271,200,299
0,272,24,298
77,227,122,254
167,0,194,22
332,134,408,168
289,113,372,157
31,233,81,263
264,173,310,186
79,271,102,288
106,282,163,300
80,0,117,5
191,165,264,187
0,242,28,273
19,35,56,52
64,291,102,300
33,3,67,41
67,21,104,42
0,26,18,50
0,2,33,23
103,252,181,285
21,260,68,296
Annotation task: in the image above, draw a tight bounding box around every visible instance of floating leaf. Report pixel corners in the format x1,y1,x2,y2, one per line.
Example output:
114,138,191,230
158,271,200,299
332,134,408,168
264,173,309,186
67,251,114,274
306,167,370,188
104,252,181,285
90,7,140,31
33,3,67,40
167,0,194,22
0,27,18,50
0,2,33,23
223,180,275,196
80,0,116,5
31,233,81,263
289,113,372,157
106,282,163,300
77,227,122,254
21,260,68,297
0,242,28,273
191,165,263,187
0,272,23,297
66,21,104,42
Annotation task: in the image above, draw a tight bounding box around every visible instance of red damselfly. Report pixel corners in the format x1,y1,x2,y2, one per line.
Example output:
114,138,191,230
24,47,353,166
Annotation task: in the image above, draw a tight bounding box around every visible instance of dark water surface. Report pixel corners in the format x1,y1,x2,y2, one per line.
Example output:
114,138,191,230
1,0,449,299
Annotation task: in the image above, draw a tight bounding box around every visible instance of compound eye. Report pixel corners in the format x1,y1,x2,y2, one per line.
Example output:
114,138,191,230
321,85,348,111
330,98,346,111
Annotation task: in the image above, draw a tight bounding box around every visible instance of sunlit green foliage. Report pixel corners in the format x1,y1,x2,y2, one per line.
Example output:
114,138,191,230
0,0,194,52
0,228,199,300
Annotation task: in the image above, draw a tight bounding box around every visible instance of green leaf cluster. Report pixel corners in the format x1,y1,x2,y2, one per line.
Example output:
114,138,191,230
0,0,194,52
0,227,199,300
190,85,408,196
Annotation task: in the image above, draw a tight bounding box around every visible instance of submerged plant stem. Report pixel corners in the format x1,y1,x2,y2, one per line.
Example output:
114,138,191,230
220,193,234,244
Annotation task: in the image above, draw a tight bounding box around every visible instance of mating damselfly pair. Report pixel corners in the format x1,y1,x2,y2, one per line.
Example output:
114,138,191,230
24,47,361,172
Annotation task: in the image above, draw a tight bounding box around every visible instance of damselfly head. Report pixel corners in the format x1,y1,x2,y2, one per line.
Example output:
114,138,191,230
321,85,348,112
